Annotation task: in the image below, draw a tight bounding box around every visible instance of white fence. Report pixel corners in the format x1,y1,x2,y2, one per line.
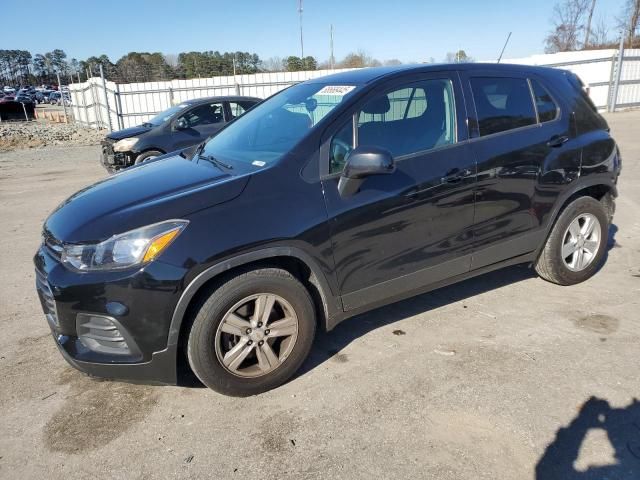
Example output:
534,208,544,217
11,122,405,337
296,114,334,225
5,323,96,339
68,69,354,130
69,49,640,131
504,48,640,111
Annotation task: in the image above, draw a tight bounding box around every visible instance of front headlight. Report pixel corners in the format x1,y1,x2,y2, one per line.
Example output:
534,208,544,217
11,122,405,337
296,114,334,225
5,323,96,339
61,220,188,271
113,137,139,152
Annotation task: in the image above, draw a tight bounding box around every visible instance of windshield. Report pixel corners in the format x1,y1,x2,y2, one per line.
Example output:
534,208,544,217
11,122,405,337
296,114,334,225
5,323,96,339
201,82,359,166
146,103,189,125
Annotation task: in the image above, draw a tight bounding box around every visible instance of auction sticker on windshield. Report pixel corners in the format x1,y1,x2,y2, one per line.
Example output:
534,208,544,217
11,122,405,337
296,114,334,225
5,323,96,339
315,85,356,96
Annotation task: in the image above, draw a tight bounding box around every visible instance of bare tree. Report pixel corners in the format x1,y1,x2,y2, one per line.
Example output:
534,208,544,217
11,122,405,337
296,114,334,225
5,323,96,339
260,56,285,72
584,0,597,47
545,0,591,52
615,0,640,46
591,16,612,46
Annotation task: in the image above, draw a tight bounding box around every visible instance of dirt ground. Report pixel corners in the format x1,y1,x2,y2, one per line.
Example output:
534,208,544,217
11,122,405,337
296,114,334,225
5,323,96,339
1,111,639,480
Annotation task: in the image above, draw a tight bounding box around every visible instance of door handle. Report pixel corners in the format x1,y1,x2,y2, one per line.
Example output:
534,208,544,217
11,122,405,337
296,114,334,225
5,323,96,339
547,135,569,148
441,168,472,184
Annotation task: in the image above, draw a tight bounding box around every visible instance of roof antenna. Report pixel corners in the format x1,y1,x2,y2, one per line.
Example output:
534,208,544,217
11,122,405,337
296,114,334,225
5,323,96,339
497,32,512,63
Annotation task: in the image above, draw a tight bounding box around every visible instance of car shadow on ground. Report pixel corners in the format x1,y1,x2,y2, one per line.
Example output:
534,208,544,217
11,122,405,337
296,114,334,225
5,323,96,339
299,222,619,378
535,397,640,480
178,223,619,388
298,263,535,377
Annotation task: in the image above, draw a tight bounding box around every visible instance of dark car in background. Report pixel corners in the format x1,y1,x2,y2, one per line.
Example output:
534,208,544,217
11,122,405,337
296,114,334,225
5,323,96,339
100,96,261,172
35,64,620,396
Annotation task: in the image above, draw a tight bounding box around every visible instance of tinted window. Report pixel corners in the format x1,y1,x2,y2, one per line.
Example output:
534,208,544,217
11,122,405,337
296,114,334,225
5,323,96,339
356,79,455,158
470,77,536,136
179,103,224,127
530,79,558,122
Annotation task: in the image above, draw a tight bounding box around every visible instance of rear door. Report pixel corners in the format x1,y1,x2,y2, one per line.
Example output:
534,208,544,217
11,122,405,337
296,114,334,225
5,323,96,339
321,72,477,310
460,70,577,269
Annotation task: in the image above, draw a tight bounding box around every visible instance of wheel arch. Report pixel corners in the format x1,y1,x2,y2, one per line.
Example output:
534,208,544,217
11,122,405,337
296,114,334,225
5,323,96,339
167,247,342,355
535,178,617,261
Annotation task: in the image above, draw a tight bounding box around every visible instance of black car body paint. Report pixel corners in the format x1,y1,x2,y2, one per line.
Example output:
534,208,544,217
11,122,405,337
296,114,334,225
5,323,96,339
35,64,621,385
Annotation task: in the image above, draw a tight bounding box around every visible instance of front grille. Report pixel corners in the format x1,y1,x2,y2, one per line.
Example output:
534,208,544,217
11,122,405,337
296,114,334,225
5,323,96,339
35,269,59,328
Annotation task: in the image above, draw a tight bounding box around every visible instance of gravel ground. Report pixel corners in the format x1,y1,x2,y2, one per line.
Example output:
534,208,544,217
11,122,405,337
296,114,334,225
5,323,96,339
0,120,105,151
0,111,639,480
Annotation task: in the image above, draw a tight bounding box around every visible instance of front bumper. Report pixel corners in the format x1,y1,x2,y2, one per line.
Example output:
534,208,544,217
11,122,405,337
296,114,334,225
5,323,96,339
34,243,188,385
100,139,133,173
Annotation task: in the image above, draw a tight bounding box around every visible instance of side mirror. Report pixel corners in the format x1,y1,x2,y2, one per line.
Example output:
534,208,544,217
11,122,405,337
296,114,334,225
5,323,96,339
175,118,188,130
338,145,395,197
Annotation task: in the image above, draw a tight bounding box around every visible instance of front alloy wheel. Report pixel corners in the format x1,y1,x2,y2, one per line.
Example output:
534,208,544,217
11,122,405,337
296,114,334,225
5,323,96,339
187,268,316,396
216,294,299,377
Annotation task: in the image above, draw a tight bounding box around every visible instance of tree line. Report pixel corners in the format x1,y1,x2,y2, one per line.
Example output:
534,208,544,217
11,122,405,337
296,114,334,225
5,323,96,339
545,0,639,52
0,48,413,87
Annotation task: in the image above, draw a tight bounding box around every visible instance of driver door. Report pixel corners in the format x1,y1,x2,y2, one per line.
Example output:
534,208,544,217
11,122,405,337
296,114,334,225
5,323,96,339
320,73,477,311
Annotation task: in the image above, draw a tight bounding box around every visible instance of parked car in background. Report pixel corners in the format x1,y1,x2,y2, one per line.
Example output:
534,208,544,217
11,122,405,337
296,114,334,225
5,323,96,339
100,95,260,172
48,91,71,106
3,86,16,94
15,93,34,103
35,64,621,396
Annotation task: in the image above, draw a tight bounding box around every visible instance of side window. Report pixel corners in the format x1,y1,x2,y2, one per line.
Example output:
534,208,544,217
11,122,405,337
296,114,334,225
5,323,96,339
228,101,254,119
530,79,558,123
178,103,224,127
470,77,536,136
357,79,455,158
329,120,354,174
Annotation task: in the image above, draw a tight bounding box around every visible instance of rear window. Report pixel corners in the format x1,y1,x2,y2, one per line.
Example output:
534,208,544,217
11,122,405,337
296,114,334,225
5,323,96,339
470,77,536,136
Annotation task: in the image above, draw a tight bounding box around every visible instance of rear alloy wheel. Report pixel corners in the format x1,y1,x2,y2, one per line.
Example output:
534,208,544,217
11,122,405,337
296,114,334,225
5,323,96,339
561,213,601,272
187,268,315,396
535,196,609,285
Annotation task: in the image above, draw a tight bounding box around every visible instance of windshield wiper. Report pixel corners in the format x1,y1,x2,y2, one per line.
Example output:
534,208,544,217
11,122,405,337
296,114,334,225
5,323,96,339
141,122,154,127
198,153,233,170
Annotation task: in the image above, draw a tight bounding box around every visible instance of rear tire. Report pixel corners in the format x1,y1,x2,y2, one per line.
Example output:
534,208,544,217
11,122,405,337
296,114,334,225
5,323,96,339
535,196,609,285
187,268,316,396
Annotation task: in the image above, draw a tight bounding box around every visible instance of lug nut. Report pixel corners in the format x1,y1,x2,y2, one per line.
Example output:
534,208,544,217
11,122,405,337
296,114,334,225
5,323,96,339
259,340,264,346
247,340,253,346
265,329,270,335
246,328,252,334
257,322,263,328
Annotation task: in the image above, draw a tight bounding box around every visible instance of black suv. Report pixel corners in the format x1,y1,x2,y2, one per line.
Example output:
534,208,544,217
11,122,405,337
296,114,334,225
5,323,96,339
100,96,260,172
35,64,621,396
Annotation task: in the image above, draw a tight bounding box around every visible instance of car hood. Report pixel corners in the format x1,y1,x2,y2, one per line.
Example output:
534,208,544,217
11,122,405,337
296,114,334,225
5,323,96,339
107,124,153,141
45,154,250,243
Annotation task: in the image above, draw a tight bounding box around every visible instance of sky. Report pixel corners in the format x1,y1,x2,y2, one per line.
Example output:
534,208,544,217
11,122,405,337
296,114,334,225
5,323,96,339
0,0,627,64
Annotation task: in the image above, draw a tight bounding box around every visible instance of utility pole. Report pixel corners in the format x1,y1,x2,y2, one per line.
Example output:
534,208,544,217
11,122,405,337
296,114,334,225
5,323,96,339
330,24,335,69
298,0,304,58
584,0,597,48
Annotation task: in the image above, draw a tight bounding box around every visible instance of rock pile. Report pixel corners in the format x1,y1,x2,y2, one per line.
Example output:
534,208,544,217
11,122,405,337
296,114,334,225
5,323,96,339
0,121,106,151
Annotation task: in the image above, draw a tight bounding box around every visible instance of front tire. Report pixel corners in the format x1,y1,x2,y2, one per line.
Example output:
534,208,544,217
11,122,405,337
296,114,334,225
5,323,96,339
187,268,316,396
134,150,163,165
535,196,609,285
